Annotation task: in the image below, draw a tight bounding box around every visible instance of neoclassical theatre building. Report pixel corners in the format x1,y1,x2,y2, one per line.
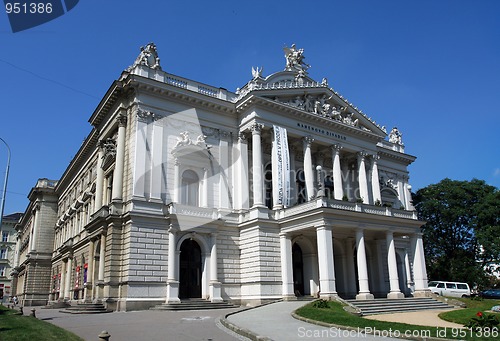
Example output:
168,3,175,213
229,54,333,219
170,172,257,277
13,43,429,310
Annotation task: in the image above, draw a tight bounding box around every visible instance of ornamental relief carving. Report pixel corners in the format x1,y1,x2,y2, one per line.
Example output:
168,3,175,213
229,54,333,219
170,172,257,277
271,94,371,131
100,137,116,170
379,170,399,190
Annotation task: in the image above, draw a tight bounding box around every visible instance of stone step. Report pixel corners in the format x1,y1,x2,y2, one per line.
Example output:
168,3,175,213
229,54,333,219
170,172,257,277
345,298,453,316
151,300,238,311
60,303,113,314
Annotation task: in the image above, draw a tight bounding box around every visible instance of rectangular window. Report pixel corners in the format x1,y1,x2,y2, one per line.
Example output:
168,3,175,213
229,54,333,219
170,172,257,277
0,249,7,259
0,266,5,276
1,231,8,242
446,283,456,289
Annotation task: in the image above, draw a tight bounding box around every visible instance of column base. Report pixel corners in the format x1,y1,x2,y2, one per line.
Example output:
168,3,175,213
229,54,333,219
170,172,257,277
282,294,297,301
166,280,180,304
319,292,338,300
412,289,432,298
356,292,374,300
249,206,268,219
209,281,223,303
387,291,405,299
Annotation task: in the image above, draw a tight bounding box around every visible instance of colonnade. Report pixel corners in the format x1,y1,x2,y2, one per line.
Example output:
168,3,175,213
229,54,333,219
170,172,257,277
279,229,428,300
248,122,388,207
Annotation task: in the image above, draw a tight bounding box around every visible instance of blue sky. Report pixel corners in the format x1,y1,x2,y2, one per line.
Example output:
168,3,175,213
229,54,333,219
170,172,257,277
0,0,499,214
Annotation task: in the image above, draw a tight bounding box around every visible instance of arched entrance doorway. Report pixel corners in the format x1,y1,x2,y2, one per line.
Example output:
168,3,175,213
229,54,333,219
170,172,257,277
292,243,304,296
179,239,202,299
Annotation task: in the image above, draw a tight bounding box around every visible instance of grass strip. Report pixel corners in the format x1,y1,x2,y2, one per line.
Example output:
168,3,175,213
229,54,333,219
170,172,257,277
0,305,83,341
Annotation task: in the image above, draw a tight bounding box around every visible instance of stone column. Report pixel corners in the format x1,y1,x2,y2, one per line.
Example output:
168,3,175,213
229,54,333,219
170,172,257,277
316,226,337,299
303,136,315,201
209,233,223,302
357,152,369,204
386,230,404,299
60,260,66,301
251,123,264,207
219,131,230,209
411,233,430,297
112,115,127,201
94,142,105,213
173,158,180,203
65,257,72,299
84,239,95,301
98,233,106,281
166,225,180,303
331,144,344,200
355,228,374,300
404,250,413,295
30,206,40,251
235,132,249,209
201,168,208,207
345,238,357,297
371,154,381,204
279,232,295,299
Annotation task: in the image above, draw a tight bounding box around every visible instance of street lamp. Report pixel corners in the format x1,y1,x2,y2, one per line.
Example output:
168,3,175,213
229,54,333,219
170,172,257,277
0,137,10,229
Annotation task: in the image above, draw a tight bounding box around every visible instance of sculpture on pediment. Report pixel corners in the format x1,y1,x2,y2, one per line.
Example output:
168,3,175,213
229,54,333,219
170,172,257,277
284,44,311,72
128,43,161,71
343,113,359,127
251,66,263,79
389,127,403,145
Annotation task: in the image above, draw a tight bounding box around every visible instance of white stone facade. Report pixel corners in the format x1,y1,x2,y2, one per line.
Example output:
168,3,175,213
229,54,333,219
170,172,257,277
13,43,429,310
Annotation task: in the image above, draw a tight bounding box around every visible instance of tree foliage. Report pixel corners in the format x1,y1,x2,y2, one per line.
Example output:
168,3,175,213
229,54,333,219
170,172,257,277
413,178,500,288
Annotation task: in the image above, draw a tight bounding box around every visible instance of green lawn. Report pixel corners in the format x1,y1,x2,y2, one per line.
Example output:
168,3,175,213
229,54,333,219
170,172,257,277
0,305,83,341
295,298,500,341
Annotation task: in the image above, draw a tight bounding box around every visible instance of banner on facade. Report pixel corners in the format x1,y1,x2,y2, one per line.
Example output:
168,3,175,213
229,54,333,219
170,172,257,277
273,125,291,207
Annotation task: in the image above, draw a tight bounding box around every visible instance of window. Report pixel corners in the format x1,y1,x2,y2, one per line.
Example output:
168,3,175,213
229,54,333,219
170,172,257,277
1,231,8,242
457,284,468,290
0,266,5,276
436,283,445,288
446,283,456,289
181,170,199,206
0,249,6,259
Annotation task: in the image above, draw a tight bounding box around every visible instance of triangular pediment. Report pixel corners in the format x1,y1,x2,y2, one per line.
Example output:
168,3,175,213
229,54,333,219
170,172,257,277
237,70,386,136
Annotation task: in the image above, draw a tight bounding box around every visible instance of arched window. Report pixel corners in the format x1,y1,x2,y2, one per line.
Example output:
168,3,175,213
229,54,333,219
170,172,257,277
181,170,200,206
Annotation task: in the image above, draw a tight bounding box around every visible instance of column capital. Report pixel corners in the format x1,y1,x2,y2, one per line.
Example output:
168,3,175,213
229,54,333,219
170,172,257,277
331,144,343,153
237,131,247,142
316,225,332,232
279,231,290,238
168,224,179,234
117,114,127,127
371,153,380,162
250,122,264,134
357,150,368,161
303,135,314,147
219,129,230,139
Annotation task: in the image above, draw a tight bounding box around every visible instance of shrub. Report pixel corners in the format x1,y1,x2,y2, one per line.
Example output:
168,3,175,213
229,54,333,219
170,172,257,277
464,311,499,332
312,299,329,309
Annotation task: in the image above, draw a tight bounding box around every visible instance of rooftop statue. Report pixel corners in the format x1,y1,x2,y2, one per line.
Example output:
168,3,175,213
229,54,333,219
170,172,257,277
284,44,311,73
128,42,162,71
389,127,403,145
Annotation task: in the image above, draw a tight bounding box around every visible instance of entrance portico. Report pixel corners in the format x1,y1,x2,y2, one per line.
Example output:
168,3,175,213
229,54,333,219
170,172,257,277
278,198,426,300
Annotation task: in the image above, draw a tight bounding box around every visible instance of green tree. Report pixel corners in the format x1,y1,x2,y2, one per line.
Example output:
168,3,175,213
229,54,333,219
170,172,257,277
413,178,499,288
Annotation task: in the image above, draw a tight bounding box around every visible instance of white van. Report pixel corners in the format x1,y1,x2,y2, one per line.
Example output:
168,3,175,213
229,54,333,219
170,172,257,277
428,281,471,298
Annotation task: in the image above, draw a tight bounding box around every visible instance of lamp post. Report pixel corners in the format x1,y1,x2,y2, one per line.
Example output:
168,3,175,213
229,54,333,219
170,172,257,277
0,137,10,229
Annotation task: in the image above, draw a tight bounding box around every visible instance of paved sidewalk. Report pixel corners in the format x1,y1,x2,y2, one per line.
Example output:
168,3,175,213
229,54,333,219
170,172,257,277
226,301,399,340
19,305,246,341
15,301,463,340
